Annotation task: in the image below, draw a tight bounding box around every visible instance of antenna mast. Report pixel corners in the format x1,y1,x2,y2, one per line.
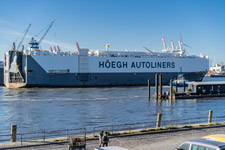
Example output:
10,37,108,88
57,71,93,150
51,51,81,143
38,19,56,45
17,24,31,50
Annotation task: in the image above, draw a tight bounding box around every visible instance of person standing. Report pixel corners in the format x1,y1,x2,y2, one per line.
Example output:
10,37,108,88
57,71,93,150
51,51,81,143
103,132,109,147
99,131,104,147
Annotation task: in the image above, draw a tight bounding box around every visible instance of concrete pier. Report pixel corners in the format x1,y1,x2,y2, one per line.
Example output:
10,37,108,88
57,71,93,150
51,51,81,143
159,81,225,100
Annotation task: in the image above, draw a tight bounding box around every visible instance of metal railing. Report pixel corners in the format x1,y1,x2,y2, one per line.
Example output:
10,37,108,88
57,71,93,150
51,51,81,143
0,115,225,145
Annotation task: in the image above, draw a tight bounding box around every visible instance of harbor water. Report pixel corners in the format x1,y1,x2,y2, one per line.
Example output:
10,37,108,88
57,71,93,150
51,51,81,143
0,77,225,136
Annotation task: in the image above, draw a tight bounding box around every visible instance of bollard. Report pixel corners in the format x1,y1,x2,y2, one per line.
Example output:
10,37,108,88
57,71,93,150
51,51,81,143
170,79,173,100
155,74,158,99
11,125,17,142
159,74,162,99
183,81,186,92
208,110,213,123
148,79,150,99
156,113,162,128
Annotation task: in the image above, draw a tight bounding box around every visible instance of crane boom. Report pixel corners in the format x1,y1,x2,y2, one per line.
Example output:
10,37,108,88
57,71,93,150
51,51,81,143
38,19,55,45
17,24,31,50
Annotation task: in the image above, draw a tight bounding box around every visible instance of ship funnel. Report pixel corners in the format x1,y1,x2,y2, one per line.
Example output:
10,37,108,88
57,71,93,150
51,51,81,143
170,40,174,50
57,45,61,52
162,38,166,50
76,42,80,50
50,47,53,53
54,46,57,52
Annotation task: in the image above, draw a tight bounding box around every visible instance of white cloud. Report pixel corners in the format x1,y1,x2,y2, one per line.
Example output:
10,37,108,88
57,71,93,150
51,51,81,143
0,28,76,51
0,43,10,48
0,19,11,26
41,39,76,51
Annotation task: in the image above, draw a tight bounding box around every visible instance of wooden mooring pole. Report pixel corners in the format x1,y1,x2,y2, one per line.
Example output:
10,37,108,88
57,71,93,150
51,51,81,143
156,113,162,128
11,125,17,142
208,110,213,123
148,79,150,100
159,74,162,99
183,81,186,93
170,79,173,100
155,74,158,99
175,81,178,93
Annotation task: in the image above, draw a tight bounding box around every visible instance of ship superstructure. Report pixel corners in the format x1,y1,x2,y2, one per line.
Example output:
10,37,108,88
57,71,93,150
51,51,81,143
4,37,209,88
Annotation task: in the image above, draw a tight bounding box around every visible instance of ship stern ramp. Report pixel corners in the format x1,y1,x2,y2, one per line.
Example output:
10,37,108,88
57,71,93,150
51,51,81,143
4,51,26,88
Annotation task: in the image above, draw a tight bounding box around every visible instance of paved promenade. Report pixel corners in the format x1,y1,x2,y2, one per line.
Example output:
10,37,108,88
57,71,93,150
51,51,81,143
1,125,225,150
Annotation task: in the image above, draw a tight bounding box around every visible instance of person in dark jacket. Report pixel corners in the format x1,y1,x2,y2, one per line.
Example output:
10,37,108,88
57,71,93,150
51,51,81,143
102,132,109,147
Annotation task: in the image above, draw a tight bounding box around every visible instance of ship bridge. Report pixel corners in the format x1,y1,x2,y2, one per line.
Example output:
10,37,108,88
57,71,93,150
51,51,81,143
28,37,39,51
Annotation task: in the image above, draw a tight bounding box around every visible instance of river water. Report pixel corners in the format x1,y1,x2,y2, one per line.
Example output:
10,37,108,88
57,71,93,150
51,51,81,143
0,77,225,136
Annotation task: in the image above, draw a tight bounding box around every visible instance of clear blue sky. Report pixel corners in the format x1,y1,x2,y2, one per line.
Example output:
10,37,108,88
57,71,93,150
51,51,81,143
0,0,225,65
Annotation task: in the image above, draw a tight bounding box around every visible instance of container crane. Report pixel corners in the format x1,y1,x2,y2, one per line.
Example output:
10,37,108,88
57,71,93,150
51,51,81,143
17,24,31,50
38,19,56,45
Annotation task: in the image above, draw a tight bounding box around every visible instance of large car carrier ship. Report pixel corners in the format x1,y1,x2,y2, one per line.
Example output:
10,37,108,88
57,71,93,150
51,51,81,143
4,36,209,88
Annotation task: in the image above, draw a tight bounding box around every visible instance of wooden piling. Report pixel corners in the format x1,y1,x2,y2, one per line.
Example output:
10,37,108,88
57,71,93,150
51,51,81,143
159,74,162,99
175,81,178,93
155,74,158,99
11,125,17,142
156,113,162,128
148,79,150,99
170,79,173,100
183,81,186,92
208,110,213,123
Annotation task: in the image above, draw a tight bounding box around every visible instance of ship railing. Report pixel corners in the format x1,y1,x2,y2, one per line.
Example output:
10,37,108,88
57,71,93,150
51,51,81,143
0,127,86,146
92,116,225,136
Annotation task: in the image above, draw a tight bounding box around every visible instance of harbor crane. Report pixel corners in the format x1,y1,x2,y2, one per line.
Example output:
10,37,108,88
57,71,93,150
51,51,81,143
17,24,31,50
143,46,153,53
38,19,56,45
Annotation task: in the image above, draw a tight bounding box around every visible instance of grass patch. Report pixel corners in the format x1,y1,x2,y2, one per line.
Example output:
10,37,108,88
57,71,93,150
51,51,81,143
199,124,208,127
140,129,156,132
164,126,178,130
53,138,68,142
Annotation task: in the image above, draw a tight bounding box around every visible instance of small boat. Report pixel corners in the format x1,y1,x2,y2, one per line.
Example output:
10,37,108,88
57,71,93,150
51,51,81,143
169,74,190,87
